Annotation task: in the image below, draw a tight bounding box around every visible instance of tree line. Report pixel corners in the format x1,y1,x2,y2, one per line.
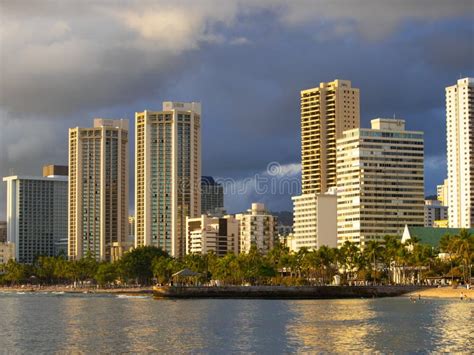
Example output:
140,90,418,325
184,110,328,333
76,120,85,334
1,230,472,287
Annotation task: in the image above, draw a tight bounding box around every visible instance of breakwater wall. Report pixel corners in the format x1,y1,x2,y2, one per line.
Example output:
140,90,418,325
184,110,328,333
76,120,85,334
153,285,425,299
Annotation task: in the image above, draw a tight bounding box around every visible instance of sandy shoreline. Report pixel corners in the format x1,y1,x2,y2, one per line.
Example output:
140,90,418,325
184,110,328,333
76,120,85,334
0,286,153,295
406,287,473,299
1,285,472,299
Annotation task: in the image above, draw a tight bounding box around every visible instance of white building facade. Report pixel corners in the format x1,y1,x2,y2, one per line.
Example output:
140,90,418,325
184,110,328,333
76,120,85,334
291,193,337,252
186,215,239,256
3,174,68,263
336,119,425,247
446,77,474,228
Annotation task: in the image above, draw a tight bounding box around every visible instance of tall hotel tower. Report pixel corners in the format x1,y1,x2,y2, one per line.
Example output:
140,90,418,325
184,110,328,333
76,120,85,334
68,119,129,261
336,119,424,247
446,78,474,228
135,102,201,257
292,80,359,251
301,79,360,193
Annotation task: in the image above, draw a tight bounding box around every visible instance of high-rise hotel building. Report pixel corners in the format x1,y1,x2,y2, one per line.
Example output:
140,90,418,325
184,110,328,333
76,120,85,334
301,79,360,194
68,119,129,261
135,102,201,257
3,166,68,263
446,78,474,228
336,119,424,247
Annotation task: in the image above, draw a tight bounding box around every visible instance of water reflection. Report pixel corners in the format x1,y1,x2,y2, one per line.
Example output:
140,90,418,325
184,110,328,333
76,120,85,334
0,294,472,353
431,300,474,352
286,299,379,352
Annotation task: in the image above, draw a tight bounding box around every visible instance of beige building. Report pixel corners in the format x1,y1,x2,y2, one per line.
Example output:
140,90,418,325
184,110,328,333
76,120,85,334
336,119,424,247
291,192,337,252
236,203,277,255
186,215,239,256
0,242,14,264
446,78,474,228
68,119,129,262
301,79,360,194
135,102,201,257
436,179,449,206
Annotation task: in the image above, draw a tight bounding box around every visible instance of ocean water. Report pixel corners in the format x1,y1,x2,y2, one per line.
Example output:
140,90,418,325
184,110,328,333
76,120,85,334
0,293,472,353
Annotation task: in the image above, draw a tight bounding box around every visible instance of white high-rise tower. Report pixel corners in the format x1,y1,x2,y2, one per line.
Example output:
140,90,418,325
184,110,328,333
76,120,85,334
446,78,474,228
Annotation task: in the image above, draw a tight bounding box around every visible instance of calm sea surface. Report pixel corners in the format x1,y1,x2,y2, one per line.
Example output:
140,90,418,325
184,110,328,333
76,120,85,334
0,292,472,353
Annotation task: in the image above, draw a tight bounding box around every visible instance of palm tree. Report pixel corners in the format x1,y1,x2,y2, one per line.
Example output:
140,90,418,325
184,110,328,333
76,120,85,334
452,229,474,284
364,241,383,284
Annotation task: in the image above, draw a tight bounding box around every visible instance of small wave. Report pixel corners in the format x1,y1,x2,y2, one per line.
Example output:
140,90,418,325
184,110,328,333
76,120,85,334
52,291,65,295
116,294,148,299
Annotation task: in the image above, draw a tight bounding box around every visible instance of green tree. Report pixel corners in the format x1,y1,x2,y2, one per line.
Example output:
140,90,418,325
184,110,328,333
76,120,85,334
95,262,118,286
119,246,169,285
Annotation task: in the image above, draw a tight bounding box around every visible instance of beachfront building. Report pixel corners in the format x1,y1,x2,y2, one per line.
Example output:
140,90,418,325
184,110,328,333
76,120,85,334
424,200,448,227
201,176,224,216
236,203,277,255
301,79,360,194
3,166,68,263
186,215,239,256
336,118,425,247
291,192,337,252
68,119,129,262
446,77,474,228
135,102,201,257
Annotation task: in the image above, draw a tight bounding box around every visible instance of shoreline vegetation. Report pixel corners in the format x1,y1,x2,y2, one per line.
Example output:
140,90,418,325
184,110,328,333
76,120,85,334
1,232,472,297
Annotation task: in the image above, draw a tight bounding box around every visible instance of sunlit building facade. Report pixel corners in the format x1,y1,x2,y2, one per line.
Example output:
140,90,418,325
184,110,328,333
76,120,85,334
301,79,360,194
336,119,424,247
291,192,337,252
186,215,239,256
446,77,474,228
135,102,201,257
68,119,129,262
236,203,277,255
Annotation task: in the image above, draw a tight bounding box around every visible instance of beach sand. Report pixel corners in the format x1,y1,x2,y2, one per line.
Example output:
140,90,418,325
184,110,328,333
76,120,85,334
407,286,473,299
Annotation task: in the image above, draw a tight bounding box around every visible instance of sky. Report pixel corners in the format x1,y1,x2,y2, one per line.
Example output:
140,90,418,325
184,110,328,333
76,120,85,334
0,0,473,218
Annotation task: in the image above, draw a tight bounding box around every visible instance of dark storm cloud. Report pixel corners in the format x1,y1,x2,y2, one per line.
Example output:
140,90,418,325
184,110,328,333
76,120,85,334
0,1,473,216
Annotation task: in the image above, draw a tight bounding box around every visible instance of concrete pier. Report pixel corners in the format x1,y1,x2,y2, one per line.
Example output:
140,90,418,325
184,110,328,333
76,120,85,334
153,285,425,299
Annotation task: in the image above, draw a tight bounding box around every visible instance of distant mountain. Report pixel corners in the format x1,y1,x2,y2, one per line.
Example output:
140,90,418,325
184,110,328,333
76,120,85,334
271,211,293,226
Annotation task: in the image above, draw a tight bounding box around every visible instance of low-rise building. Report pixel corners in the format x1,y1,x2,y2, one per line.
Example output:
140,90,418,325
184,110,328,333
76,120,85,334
401,225,474,249
433,219,449,228
186,215,239,256
292,193,337,252
236,203,277,255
